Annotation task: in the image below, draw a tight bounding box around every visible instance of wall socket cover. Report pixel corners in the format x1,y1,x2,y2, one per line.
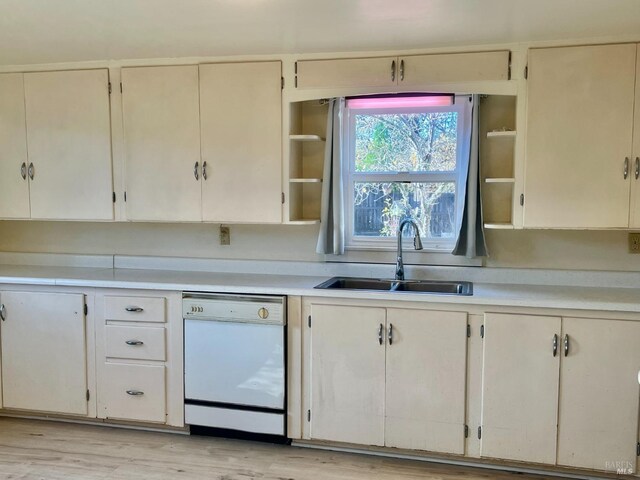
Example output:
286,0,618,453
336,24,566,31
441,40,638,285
628,232,640,253
219,225,230,246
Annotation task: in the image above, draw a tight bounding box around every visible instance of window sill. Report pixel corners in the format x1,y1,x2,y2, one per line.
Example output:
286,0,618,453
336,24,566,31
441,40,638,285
324,248,483,267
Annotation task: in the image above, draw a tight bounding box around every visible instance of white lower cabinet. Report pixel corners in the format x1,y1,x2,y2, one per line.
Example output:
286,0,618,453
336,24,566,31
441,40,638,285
557,317,640,472
480,313,561,464
0,291,89,416
102,363,166,423
307,302,468,453
481,313,640,474
95,290,183,427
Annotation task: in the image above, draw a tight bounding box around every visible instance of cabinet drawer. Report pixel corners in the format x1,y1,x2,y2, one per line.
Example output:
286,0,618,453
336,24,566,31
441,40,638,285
102,363,166,423
104,296,165,322
105,325,165,361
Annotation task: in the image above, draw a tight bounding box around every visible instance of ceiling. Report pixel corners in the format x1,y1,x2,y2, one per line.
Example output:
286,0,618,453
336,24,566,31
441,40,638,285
0,0,639,66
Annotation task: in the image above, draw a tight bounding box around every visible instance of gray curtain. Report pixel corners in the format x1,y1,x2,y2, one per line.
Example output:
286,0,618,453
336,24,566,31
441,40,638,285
452,94,488,258
316,98,346,255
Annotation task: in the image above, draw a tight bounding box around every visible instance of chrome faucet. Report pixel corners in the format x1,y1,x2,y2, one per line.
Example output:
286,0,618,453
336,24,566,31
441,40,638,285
395,218,423,281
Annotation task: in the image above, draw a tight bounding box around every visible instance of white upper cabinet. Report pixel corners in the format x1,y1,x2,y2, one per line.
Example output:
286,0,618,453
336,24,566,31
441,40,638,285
0,73,30,219
398,51,510,86
629,47,640,227
199,62,283,223
557,317,640,473
524,43,637,228
122,66,202,222
295,51,510,90
480,313,561,465
24,69,114,220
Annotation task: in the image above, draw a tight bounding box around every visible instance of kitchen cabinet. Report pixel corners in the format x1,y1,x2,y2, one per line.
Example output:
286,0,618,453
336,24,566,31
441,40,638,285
629,47,640,227
307,303,467,453
524,43,637,228
24,69,113,220
557,317,640,472
481,312,640,473
0,291,88,415
295,51,509,90
95,290,183,427
309,304,386,446
199,62,282,223
385,308,467,454
480,313,561,464
121,65,202,222
0,74,30,219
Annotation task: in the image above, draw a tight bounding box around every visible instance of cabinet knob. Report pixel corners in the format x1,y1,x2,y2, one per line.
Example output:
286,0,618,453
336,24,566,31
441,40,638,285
635,157,639,180
564,334,570,357
125,306,144,312
388,323,394,345
125,340,144,346
552,334,558,357
378,323,384,345
202,161,208,181
399,59,405,82
624,157,630,179
391,60,396,82
194,161,199,180
0,303,5,321
126,390,144,396
28,162,34,180
20,162,27,180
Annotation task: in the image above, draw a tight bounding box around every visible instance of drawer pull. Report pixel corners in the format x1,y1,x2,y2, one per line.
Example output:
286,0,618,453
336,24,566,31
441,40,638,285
125,340,144,346
125,306,144,312
126,390,144,396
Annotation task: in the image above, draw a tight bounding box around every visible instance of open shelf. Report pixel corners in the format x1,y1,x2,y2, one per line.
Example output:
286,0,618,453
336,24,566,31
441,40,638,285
486,130,516,138
287,219,321,225
485,177,516,184
484,222,515,229
289,134,325,142
290,178,322,183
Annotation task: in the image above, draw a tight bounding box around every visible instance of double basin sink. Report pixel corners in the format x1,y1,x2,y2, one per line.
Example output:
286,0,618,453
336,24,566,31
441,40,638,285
315,277,473,296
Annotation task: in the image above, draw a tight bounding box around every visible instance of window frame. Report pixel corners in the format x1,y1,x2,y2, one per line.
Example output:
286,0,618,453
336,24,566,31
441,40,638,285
342,95,471,252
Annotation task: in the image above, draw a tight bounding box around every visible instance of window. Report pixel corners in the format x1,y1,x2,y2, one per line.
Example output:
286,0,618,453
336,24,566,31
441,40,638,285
343,94,471,251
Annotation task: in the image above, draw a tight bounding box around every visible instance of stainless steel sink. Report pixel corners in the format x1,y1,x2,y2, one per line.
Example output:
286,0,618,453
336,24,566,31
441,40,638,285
314,277,473,296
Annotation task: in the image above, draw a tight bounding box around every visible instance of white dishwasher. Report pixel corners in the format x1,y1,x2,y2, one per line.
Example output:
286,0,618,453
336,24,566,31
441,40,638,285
183,293,286,437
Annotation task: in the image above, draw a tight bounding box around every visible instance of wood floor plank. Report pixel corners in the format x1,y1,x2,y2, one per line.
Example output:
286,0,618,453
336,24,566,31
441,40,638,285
0,418,544,480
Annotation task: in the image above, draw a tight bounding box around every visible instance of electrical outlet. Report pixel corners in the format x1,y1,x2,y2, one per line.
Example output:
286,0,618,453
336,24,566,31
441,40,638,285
629,233,640,253
219,225,230,246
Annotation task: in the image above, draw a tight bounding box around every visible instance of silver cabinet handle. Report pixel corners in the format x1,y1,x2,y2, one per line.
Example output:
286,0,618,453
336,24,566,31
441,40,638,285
388,323,394,345
552,334,558,357
125,340,144,346
125,306,143,312
126,390,144,396
20,162,27,180
624,157,630,179
202,161,208,180
391,60,396,82
194,161,199,180
564,334,570,357
0,304,5,321
28,162,34,180
378,323,384,345
399,59,405,81
636,157,640,180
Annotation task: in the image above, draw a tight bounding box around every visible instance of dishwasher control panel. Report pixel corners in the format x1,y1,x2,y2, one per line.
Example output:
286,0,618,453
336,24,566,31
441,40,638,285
182,293,286,325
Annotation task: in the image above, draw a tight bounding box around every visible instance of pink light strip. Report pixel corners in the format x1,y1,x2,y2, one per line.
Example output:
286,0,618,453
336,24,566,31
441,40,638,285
347,95,453,109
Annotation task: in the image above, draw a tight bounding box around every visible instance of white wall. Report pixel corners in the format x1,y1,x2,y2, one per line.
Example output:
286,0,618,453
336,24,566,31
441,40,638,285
1,221,639,272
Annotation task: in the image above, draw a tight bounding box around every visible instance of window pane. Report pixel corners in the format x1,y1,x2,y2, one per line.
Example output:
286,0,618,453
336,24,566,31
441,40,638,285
354,112,458,173
353,182,456,239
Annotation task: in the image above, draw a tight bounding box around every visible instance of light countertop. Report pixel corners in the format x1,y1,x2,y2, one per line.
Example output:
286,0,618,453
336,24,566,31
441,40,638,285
1,264,640,314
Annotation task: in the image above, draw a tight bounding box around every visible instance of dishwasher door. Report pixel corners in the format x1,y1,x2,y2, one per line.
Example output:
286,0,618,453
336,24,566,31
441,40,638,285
184,318,285,410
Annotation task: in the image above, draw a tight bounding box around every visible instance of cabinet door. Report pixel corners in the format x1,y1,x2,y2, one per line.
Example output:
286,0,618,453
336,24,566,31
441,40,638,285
0,291,87,415
399,51,509,86
481,313,560,464
385,309,467,454
296,57,397,89
309,304,386,446
200,62,282,223
24,69,113,220
0,74,30,219
524,44,637,228
630,46,640,227
122,66,202,221
558,317,640,473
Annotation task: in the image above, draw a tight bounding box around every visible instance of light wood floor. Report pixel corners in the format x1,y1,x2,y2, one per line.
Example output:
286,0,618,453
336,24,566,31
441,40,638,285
0,417,547,479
